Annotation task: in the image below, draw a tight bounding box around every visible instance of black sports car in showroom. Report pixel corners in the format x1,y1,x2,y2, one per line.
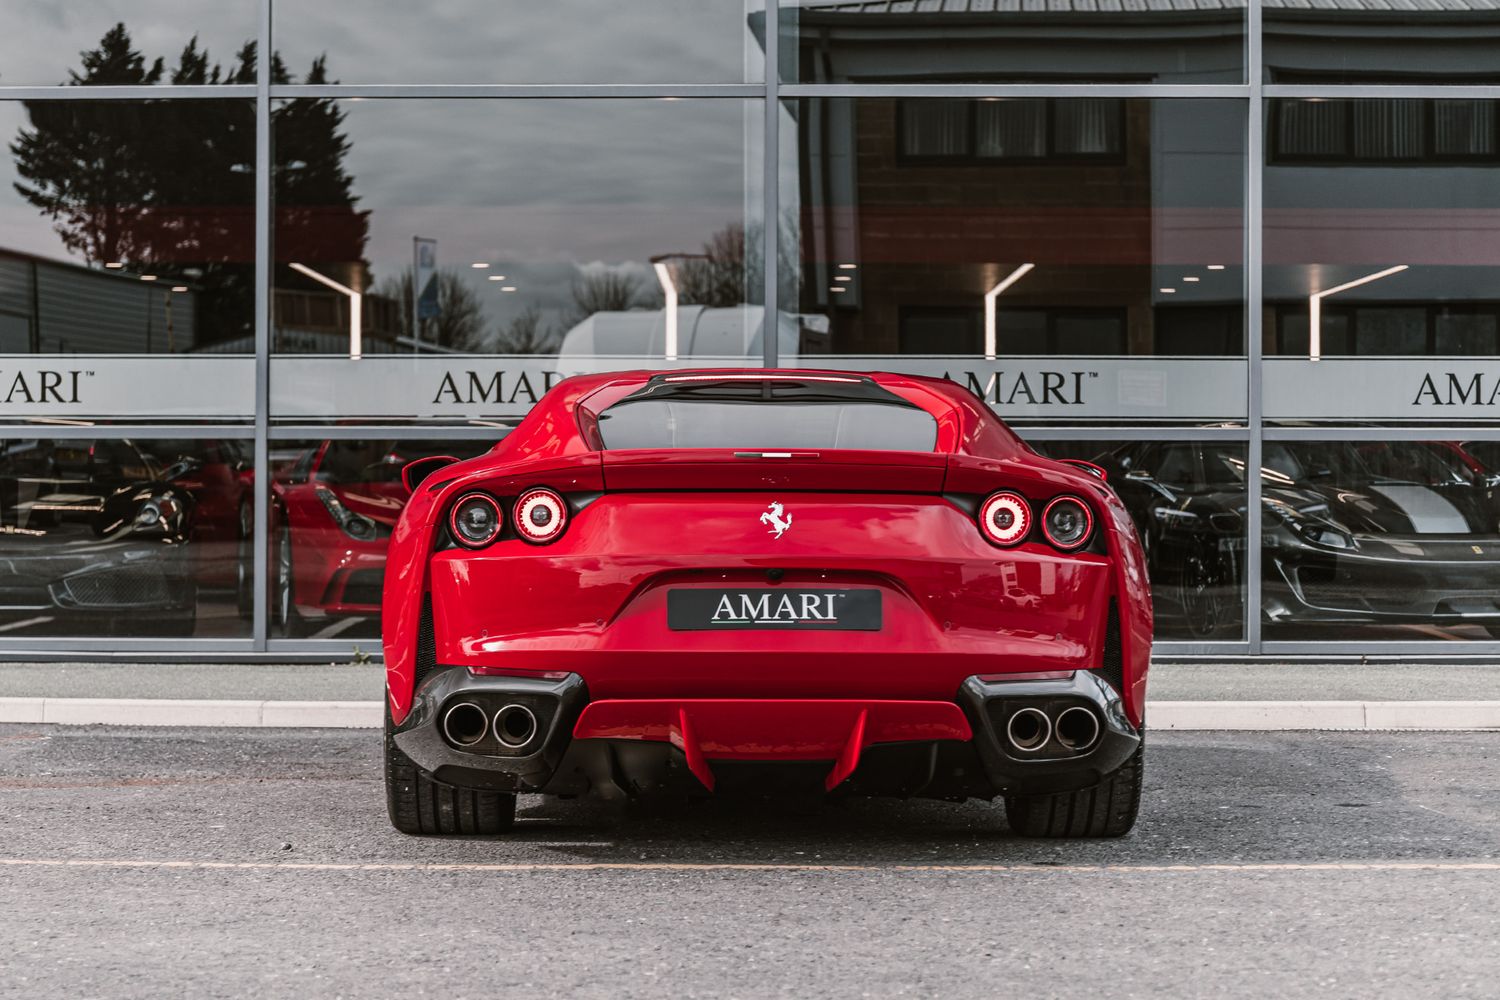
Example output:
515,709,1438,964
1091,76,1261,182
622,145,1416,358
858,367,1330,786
0,440,199,635
1093,439,1500,638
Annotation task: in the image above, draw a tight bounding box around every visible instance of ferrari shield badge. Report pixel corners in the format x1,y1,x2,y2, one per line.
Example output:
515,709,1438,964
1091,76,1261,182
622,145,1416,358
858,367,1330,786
760,501,793,539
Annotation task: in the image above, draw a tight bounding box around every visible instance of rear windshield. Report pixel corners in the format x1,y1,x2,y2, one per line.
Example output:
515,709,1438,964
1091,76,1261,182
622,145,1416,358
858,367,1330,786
595,375,938,451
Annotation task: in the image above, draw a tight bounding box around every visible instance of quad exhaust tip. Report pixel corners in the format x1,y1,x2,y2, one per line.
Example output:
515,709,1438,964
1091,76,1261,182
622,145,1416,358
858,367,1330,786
441,702,489,748
1005,707,1051,754
494,704,539,749
1055,706,1102,752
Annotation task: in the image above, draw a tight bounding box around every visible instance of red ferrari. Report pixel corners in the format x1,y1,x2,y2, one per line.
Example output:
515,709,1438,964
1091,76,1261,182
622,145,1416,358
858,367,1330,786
382,370,1152,838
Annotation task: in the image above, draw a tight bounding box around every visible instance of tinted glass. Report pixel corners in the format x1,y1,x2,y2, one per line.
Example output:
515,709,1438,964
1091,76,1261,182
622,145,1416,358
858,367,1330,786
1258,439,1500,642
1265,7,1500,84
271,438,491,640
598,378,938,451
0,437,253,638
1265,98,1500,424
786,0,1243,83
781,97,1246,424
0,5,254,86
270,98,764,425
274,0,765,84
1033,438,1248,642
0,100,255,354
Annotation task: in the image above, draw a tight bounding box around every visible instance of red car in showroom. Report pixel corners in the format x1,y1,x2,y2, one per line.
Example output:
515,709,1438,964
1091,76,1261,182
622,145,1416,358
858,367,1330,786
382,370,1152,838
273,439,484,637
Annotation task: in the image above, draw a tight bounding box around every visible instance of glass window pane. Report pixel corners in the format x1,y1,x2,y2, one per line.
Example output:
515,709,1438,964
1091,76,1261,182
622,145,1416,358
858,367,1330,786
271,438,491,639
975,100,1047,160
274,0,765,84
0,437,253,638
0,100,255,424
596,376,938,451
1435,310,1500,355
782,98,1247,426
1433,101,1497,158
788,2,1244,84
1351,100,1424,161
1033,438,1247,642
1260,439,1500,642
0,6,254,86
901,100,971,158
1265,98,1500,425
271,99,764,426
1053,100,1122,158
1,100,255,354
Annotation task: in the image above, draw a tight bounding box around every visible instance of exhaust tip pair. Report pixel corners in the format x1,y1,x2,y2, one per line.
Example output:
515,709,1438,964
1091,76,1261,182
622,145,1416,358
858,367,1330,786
441,701,539,750
1005,705,1101,755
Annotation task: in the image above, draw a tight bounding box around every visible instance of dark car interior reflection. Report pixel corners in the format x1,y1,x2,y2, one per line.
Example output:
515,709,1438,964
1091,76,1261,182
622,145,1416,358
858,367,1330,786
0,440,200,635
1093,440,1500,639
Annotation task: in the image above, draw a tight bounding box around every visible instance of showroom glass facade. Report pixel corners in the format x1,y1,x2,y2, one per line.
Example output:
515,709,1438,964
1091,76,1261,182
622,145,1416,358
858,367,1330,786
2,1,1500,656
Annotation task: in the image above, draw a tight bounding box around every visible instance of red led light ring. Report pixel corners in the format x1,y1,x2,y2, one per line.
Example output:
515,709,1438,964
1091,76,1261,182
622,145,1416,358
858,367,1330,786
1042,495,1095,551
514,488,568,543
448,492,503,549
979,491,1031,547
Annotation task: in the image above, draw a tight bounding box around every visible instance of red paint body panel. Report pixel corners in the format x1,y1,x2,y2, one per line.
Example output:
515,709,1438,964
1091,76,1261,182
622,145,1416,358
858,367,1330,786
428,493,1111,701
383,370,1153,739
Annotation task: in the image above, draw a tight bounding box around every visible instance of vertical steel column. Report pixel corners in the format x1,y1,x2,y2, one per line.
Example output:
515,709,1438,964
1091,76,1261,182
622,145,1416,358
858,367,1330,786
252,0,273,650
1245,0,1264,653
762,0,780,369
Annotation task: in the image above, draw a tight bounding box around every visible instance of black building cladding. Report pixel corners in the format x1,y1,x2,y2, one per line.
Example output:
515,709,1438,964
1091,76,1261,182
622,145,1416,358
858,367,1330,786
0,1,1499,653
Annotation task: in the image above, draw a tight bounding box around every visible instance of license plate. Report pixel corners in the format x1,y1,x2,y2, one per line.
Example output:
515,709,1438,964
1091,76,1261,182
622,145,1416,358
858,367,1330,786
667,588,882,631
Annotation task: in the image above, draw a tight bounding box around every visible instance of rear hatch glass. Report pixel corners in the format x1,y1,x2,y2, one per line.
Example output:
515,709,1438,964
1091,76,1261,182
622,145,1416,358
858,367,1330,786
596,374,938,452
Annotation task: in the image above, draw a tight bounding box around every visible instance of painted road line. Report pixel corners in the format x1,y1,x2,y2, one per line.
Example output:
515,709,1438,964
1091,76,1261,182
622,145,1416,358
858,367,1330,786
2,857,1499,875
2,698,1500,731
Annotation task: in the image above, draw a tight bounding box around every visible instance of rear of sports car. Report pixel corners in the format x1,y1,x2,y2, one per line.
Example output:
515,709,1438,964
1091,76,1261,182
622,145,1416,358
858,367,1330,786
383,372,1151,838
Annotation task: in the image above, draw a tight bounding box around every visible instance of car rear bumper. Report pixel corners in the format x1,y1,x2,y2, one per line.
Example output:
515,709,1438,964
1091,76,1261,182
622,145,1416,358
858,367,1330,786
391,666,1139,800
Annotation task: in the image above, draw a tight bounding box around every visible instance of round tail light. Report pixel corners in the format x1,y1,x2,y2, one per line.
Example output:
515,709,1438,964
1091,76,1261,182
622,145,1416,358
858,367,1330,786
979,491,1031,547
514,488,568,544
1043,495,1094,551
449,493,503,549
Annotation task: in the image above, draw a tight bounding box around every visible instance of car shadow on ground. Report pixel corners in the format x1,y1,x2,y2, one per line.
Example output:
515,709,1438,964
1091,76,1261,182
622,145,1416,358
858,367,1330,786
423,732,1500,865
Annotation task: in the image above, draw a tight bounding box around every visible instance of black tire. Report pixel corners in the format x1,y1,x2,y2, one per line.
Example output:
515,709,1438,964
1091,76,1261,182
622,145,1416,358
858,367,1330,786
234,501,253,618
1178,539,1239,639
1003,741,1144,838
273,520,307,638
384,708,516,836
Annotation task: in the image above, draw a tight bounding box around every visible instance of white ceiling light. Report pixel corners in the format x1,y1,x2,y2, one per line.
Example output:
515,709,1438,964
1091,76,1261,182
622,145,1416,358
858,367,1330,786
983,263,1036,360
1308,265,1409,361
290,262,363,360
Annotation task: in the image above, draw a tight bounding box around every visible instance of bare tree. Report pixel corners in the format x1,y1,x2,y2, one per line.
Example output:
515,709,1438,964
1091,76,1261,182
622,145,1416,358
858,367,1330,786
568,269,657,326
493,305,557,355
671,218,801,309
375,268,488,353
676,223,755,308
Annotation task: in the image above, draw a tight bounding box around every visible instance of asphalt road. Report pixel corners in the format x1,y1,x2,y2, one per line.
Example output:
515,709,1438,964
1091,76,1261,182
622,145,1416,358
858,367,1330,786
2,726,1498,999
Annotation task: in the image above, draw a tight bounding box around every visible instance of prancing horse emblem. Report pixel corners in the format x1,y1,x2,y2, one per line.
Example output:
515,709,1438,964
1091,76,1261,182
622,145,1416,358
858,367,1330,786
760,501,793,539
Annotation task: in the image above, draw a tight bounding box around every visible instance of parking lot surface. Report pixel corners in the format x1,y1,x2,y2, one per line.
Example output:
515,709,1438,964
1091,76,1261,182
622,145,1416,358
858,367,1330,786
2,725,1498,999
